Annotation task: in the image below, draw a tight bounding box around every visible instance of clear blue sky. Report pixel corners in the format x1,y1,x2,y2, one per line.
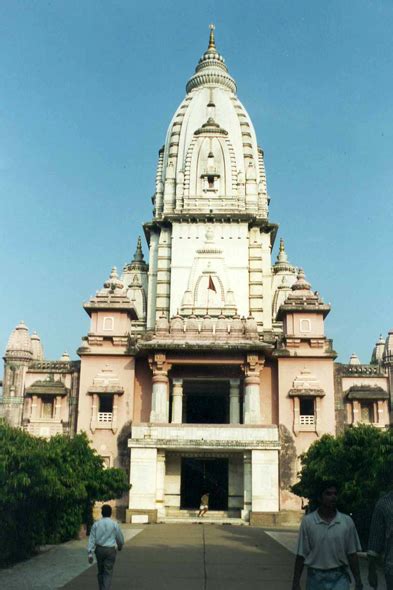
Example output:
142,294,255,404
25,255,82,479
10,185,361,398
0,0,392,363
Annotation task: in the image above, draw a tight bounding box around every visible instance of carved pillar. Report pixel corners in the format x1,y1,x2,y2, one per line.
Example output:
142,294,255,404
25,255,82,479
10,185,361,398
315,396,321,435
171,379,183,424
293,397,300,435
241,451,252,521
229,379,240,424
156,450,166,517
90,393,98,433
54,396,61,421
352,400,360,424
149,353,171,423
242,355,264,424
31,395,38,420
112,394,118,433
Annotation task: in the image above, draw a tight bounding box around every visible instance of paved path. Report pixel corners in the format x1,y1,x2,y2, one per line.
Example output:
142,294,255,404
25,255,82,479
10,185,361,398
0,527,142,590
0,524,386,590
62,524,295,590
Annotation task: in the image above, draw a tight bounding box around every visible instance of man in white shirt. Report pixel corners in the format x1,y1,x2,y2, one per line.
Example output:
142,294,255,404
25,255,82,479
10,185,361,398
291,481,363,590
87,504,125,590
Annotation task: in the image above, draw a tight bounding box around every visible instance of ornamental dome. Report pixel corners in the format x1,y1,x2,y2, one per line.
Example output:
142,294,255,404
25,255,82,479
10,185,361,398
5,321,33,359
152,25,268,219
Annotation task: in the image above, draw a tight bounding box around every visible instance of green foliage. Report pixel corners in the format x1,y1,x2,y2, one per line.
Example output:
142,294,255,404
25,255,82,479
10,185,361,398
292,425,393,547
0,424,129,567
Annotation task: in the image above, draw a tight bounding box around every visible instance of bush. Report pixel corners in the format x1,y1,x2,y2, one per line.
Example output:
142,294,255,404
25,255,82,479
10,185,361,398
291,425,393,548
0,424,129,566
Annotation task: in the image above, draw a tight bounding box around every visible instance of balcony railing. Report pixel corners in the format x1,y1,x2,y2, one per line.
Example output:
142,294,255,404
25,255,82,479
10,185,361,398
299,415,315,426
129,423,280,450
98,412,113,423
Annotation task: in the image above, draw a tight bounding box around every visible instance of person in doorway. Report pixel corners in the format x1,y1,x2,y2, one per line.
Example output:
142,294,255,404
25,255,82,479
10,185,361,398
291,481,363,590
88,504,124,590
198,492,209,517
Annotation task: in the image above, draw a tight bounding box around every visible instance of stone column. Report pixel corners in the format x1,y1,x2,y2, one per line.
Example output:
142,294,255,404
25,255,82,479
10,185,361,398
54,396,62,420
156,450,166,518
229,379,240,424
241,452,252,521
171,379,183,424
293,397,300,434
243,376,261,424
112,394,118,434
149,353,171,423
352,400,360,424
90,393,98,433
315,396,321,435
31,395,38,420
242,355,263,424
251,449,279,512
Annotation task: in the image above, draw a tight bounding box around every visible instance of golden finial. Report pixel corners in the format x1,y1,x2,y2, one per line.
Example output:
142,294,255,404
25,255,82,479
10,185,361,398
208,23,216,49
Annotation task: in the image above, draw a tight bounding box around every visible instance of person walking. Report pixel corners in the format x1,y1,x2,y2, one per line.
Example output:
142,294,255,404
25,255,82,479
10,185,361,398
87,504,124,590
198,492,209,517
291,481,363,590
368,488,393,590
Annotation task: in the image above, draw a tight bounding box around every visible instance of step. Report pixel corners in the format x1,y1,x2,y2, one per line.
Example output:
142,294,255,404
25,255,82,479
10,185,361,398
165,509,240,518
159,517,249,526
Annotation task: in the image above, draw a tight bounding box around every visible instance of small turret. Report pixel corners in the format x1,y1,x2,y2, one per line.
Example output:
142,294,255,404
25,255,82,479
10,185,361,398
5,321,33,361
3,321,33,399
349,353,361,366
31,332,44,361
371,334,385,365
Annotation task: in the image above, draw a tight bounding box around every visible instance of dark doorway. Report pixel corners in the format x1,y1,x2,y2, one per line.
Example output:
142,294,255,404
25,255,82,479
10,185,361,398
184,381,229,424
180,457,228,510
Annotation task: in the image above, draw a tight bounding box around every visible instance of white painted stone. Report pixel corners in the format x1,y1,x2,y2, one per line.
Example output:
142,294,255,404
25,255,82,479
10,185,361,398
130,424,279,448
131,515,149,524
129,448,157,509
251,449,279,512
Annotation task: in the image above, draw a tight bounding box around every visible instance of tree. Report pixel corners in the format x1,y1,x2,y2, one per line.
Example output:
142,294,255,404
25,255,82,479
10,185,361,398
0,423,129,566
291,425,393,547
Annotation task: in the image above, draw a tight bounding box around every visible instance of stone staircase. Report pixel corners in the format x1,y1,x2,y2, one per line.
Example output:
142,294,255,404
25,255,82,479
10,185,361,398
159,509,248,526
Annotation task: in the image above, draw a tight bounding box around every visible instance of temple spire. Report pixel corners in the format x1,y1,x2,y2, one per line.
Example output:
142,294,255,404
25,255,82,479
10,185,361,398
208,23,216,50
133,236,144,263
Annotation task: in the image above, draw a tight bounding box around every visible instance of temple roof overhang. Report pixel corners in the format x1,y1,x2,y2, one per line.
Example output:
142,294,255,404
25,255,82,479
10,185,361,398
345,385,389,400
132,339,274,357
25,379,68,396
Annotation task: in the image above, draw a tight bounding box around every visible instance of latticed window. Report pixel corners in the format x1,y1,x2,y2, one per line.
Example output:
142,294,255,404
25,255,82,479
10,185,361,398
98,395,113,423
299,397,315,426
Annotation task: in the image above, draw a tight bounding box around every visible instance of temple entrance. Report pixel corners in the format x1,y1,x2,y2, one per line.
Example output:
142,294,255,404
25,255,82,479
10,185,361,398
180,457,228,510
184,380,229,424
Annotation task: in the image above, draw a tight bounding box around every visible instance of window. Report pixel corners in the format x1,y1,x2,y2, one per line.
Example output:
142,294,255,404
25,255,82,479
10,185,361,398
360,401,374,424
103,317,114,331
207,175,215,189
41,396,54,419
299,397,315,426
98,395,113,423
300,319,311,333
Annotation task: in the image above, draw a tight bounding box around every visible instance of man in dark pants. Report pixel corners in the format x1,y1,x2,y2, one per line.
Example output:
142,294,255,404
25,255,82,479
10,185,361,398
368,486,393,590
88,504,124,590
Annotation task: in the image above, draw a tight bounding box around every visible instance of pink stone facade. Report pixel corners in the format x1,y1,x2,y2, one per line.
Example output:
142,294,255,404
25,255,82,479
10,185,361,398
1,30,393,523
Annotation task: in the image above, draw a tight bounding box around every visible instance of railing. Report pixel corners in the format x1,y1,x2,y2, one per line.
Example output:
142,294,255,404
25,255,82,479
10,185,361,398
129,423,280,450
98,412,113,423
299,415,315,426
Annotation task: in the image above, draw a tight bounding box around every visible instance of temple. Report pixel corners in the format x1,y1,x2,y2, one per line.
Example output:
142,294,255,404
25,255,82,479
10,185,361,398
1,27,392,525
